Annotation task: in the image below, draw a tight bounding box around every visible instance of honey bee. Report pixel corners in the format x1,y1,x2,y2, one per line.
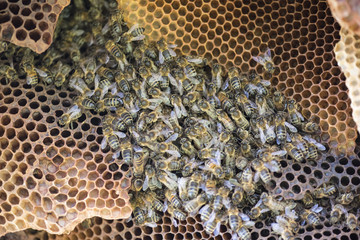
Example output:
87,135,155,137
213,186,230,211
197,99,217,120
131,199,146,225
287,99,304,126
187,171,202,199
231,186,244,205
147,87,171,106
58,105,82,128
302,191,314,206
252,159,272,186
43,47,62,67
92,23,105,46
236,93,257,117
184,193,208,215
234,214,256,240
313,184,337,199
241,167,255,195
301,204,323,226
271,221,295,240
240,140,254,158
133,151,148,178
120,24,145,53
217,91,235,112
165,189,182,209
145,208,162,227
100,122,126,151
139,65,161,88
199,204,214,222
159,64,172,90
98,66,114,81
157,170,178,190
260,193,288,214
225,66,242,93
177,56,198,79
299,121,320,133
80,58,101,85
211,62,224,90
216,109,236,131
108,9,124,42
115,107,133,129
143,165,162,191
167,205,187,227
95,97,123,112
285,143,305,162
157,37,177,64
144,191,167,212
105,40,128,71
73,95,96,110
170,95,188,119
174,69,198,93
53,62,72,87
346,213,358,230
35,66,53,85
0,64,17,83
229,107,249,130
23,62,39,86
330,203,347,224
272,91,286,111
252,48,276,74
256,116,275,144
204,211,226,236
249,198,269,219
255,94,273,116
180,138,196,157
336,192,355,205
274,113,298,145
92,75,113,102
181,158,200,177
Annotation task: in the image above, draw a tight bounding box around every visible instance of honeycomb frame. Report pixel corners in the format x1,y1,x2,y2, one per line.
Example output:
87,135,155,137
0,0,70,53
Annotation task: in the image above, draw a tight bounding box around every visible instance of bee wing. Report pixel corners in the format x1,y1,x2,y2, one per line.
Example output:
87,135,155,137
173,104,182,119
252,56,266,65
264,48,272,61
296,111,304,121
243,221,255,228
68,104,81,114
169,48,177,57
272,150,287,156
101,136,108,149
168,44,177,48
143,175,149,191
178,177,188,196
213,222,221,237
264,162,280,173
165,133,179,143
132,35,146,41
271,223,284,234
253,172,260,183
128,23,139,33
259,129,266,144
159,52,165,64
204,212,216,226
260,79,271,86
199,204,210,215
180,103,188,117
285,207,298,220
145,222,157,228
284,122,298,133
239,213,250,222
113,150,121,159
302,136,326,151
186,56,204,65
311,204,322,213
166,150,181,158
171,217,179,228
114,131,127,138
34,68,47,77
221,78,229,91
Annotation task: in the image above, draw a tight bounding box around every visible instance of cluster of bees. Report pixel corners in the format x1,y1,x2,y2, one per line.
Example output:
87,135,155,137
0,0,359,239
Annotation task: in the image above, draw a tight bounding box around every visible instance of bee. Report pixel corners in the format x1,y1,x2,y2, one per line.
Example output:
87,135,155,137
260,193,287,214
227,205,241,231
256,116,275,144
213,187,230,211
346,213,358,230
177,56,198,79
139,65,161,88
142,56,158,73
145,208,162,227
217,91,235,112
330,203,347,224
184,193,208,215
133,151,148,178
223,143,236,166
287,99,304,126
165,189,182,209
120,24,145,53
302,191,314,206
290,133,309,157
43,47,62,67
73,95,96,110
80,58,101,85
274,113,298,145
131,199,146,225
271,221,295,240
255,94,273,116
167,205,187,226
227,66,242,93
144,191,167,212
80,218,94,229
313,184,337,199
241,167,255,195
240,140,254,158
105,40,128,71
108,9,124,42
171,95,188,119
272,91,286,111
98,66,114,81
147,87,171,106
252,159,272,186
252,48,276,74
300,121,320,133
301,204,323,226
204,211,226,236
92,75,113,102
209,63,224,91
236,93,257,117
58,105,82,128
159,64,172,90
100,122,126,151
199,204,214,222
231,187,244,205
35,66,53,85
249,71,270,95
216,109,236,131
285,143,305,162
0,64,18,83
197,99,217,120
182,158,200,177
116,107,133,128
0,40,8,52
95,97,123,112
234,214,255,240
157,170,178,190
53,62,72,87
157,37,177,64
180,138,196,157
92,23,105,46
336,192,355,205
229,107,249,130
174,69,198,93
23,61,39,86
187,171,202,199
143,165,162,191
249,198,269,219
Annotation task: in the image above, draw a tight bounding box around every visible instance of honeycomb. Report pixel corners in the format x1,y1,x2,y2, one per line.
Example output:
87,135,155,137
0,0,70,54
120,0,358,156
0,81,132,235
328,0,360,35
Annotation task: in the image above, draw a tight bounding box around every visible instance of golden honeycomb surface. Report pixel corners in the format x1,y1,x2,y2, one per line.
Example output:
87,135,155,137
0,0,70,53
2,0,360,240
